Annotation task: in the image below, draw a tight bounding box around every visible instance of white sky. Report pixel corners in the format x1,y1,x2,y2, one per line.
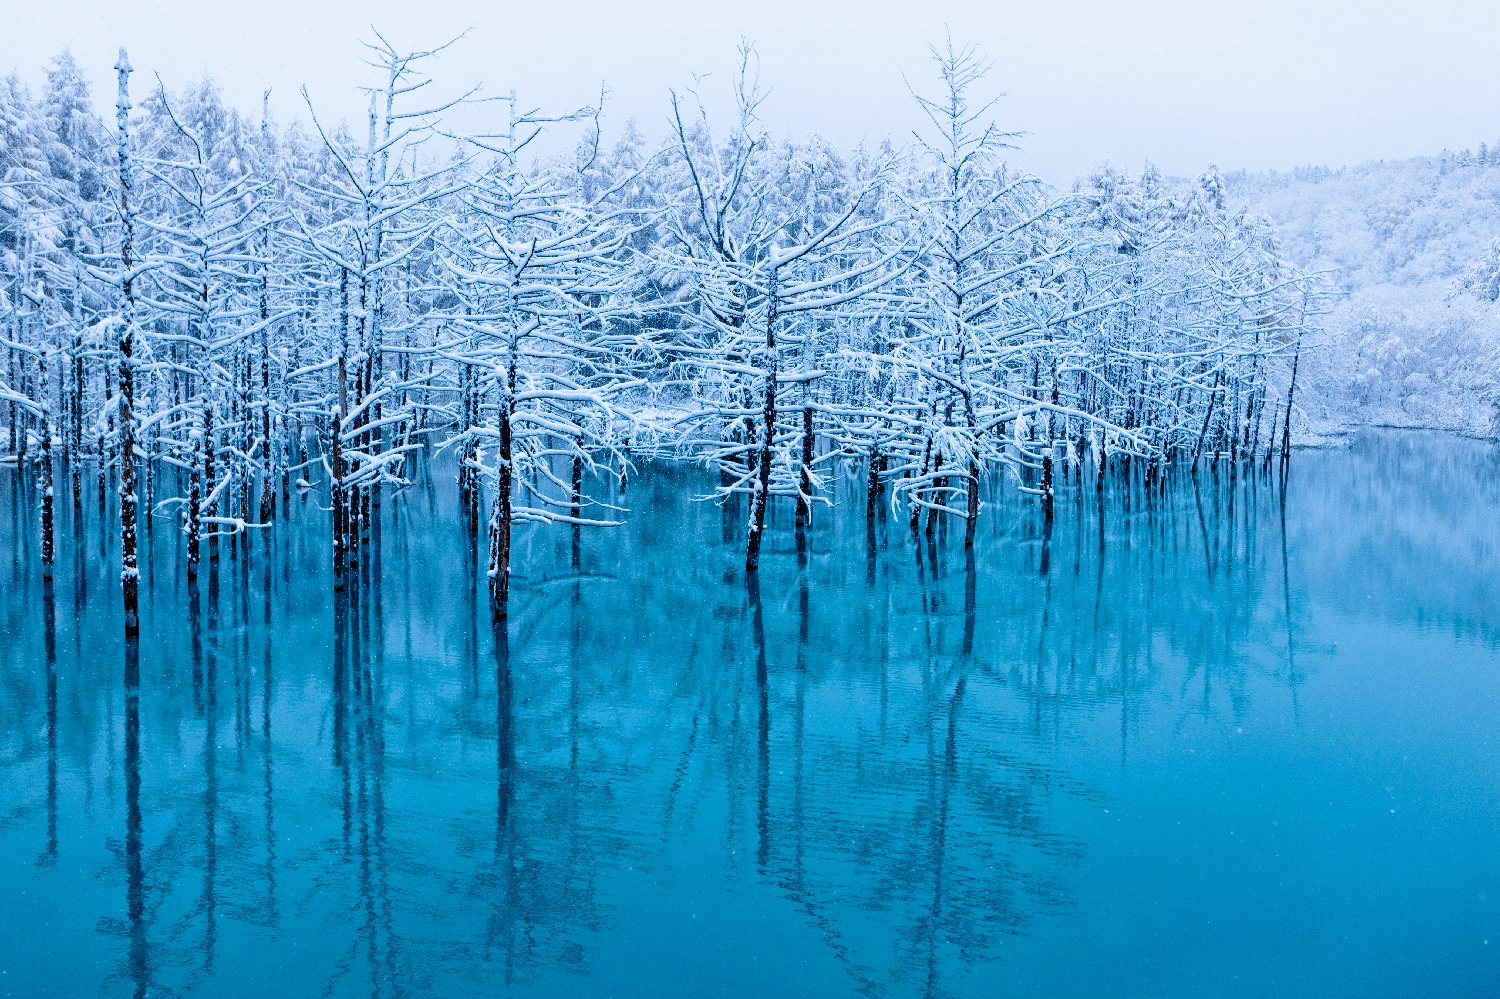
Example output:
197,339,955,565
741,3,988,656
6,0,1499,184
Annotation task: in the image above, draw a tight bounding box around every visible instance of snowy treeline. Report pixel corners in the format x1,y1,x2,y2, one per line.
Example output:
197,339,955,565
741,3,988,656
0,38,1326,610
1218,150,1500,435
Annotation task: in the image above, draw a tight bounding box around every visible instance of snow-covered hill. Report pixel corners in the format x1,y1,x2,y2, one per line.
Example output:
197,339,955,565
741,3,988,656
1225,152,1500,437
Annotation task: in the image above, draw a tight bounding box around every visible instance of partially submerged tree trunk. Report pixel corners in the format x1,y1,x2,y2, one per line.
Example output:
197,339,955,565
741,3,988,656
120,329,138,639
797,404,813,530
571,454,583,570
459,361,480,535
745,291,778,574
925,453,943,538
487,400,513,617
259,280,276,523
964,457,979,548
332,354,347,590
40,415,54,583
115,48,139,642
187,421,202,581
1281,332,1302,468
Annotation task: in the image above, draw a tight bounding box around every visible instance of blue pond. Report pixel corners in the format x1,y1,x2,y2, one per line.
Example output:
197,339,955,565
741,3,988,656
1,431,1497,997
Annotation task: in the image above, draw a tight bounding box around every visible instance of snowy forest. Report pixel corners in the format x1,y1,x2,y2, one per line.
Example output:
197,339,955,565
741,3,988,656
1228,153,1500,436
0,36,1372,618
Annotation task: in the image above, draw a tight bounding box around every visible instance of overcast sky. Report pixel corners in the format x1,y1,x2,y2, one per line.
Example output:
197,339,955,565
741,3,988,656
5,0,1499,184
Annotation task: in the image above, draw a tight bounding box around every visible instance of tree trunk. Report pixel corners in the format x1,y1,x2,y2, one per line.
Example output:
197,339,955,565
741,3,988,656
746,383,775,574
71,349,82,516
40,415,54,583
120,328,138,640
187,420,202,581
964,458,979,548
1281,336,1302,467
925,453,942,537
488,407,513,617
259,304,276,523
459,363,479,534
204,406,218,567
912,434,931,535
796,405,813,529
1042,448,1054,528
746,291,778,574
332,355,346,589
571,453,583,571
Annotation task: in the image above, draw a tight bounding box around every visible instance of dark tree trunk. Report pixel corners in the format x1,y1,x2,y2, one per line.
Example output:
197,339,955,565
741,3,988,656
964,458,979,548
1042,449,1054,528
1281,336,1302,468
925,453,943,537
259,314,275,523
332,356,346,590
796,405,813,528
571,453,583,571
746,294,778,574
488,406,513,618
187,418,202,581
746,393,774,574
912,434,931,536
120,328,138,640
205,406,218,567
40,414,54,582
459,363,479,534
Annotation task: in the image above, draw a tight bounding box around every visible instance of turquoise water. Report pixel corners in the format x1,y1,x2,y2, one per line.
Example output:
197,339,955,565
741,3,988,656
1,432,1497,997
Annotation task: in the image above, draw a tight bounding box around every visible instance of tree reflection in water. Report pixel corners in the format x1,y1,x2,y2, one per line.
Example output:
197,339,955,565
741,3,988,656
1,431,1498,997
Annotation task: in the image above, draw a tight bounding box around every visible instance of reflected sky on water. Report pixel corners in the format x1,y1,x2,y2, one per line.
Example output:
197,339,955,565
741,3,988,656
1,430,1497,998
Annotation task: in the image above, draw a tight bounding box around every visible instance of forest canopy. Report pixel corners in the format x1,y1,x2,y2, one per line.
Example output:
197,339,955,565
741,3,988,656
0,33,1387,611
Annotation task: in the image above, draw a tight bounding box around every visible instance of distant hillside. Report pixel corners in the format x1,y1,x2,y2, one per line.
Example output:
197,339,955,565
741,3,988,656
1224,151,1500,438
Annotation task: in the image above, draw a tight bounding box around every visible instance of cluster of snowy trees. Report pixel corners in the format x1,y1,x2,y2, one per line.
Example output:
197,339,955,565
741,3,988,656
0,37,1327,617
1223,150,1500,435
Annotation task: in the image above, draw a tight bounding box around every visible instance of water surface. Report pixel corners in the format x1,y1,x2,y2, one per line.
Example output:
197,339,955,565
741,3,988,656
1,431,1497,997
